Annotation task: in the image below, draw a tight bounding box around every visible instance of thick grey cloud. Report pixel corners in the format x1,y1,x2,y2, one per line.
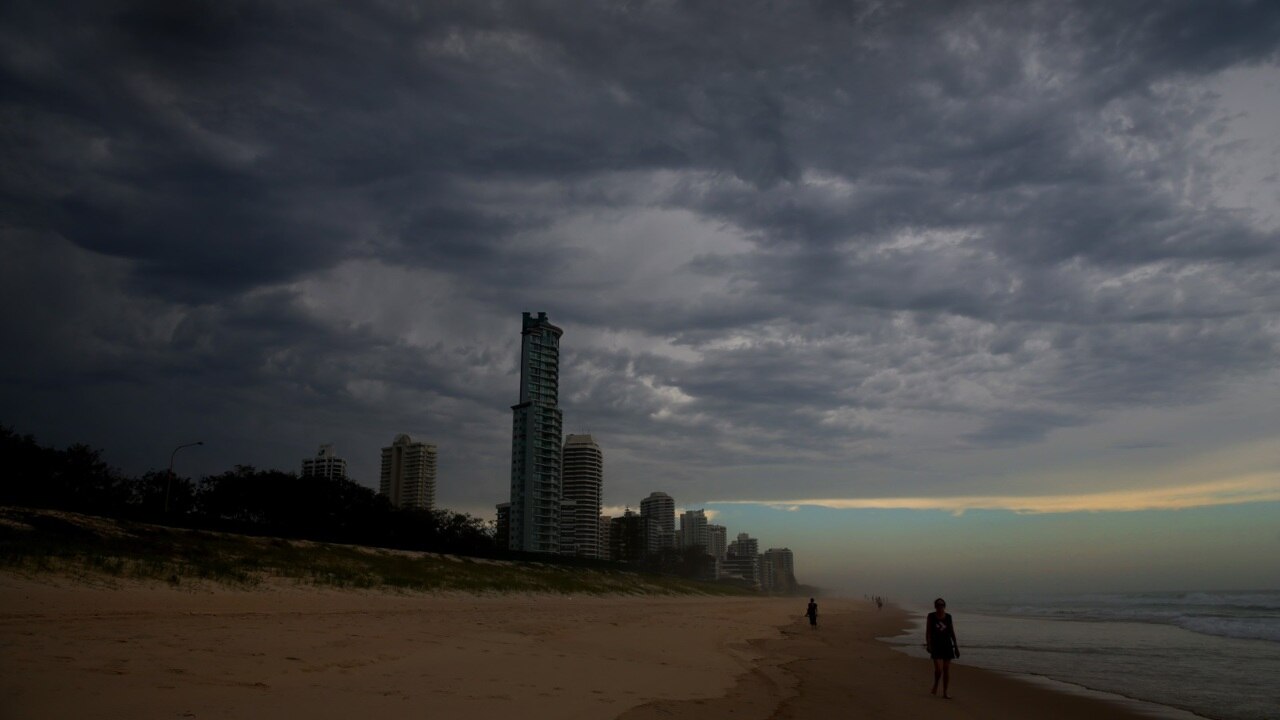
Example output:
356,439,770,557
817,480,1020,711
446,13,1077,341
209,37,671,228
2,0,1278,514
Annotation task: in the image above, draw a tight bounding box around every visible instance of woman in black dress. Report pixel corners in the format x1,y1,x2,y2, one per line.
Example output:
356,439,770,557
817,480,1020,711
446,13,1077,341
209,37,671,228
925,597,959,698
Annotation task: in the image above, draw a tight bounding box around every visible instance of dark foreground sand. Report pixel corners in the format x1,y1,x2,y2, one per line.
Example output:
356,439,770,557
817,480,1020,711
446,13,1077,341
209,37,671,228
0,577,1156,719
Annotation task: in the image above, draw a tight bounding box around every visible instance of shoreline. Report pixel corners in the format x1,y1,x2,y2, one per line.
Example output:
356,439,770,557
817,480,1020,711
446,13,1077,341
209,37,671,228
621,600,1181,720
0,577,1197,719
883,609,1210,720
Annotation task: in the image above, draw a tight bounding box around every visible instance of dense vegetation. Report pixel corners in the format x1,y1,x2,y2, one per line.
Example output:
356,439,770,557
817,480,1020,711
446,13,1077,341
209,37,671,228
0,426,775,595
0,506,750,595
0,425,494,556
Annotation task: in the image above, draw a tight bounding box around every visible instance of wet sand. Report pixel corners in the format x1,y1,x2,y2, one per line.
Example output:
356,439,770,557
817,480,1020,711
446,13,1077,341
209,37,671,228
0,577,1155,719
622,600,1161,720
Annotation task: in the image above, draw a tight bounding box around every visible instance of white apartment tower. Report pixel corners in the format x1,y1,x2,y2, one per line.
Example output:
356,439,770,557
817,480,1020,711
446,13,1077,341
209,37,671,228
639,491,675,555
509,312,564,553
560,434,604,558
679,509,710,552
301,443,347,480
379,434,437,510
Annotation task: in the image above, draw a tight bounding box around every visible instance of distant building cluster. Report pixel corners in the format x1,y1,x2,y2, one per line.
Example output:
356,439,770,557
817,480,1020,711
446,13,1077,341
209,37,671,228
496,311,799,591
299,435,439,513
294,310,801,591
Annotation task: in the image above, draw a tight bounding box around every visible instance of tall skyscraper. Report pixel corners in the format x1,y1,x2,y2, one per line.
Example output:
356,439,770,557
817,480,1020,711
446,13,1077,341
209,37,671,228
301,443,347,480
379,434,437,510
509,312,564,553
560,434,603,558
679,509,710,552
639,491,675,555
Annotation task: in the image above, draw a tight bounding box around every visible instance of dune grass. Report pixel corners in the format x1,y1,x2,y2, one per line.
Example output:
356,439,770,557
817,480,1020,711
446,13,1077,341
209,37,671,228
0,506,752,596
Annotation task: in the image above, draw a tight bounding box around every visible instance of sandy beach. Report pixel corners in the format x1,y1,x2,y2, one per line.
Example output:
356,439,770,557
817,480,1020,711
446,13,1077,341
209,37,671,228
0,577,1158,719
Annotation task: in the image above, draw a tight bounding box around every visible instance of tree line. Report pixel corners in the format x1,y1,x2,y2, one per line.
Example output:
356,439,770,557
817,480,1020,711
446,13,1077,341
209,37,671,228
0,426,494,556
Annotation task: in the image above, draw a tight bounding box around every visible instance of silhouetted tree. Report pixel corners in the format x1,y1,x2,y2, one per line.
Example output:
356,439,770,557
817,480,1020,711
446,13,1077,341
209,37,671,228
429,510,495,555
128,470,196,518
1,425,495,558
0,426,50,507
0,427,128,512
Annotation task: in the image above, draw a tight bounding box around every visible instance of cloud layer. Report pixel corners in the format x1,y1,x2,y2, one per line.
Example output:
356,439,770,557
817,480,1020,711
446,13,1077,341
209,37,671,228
2,1,1279,517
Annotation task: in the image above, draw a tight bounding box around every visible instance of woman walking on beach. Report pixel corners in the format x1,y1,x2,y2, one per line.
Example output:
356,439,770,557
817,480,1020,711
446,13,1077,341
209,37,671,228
805,598,818,628
926,597,959,699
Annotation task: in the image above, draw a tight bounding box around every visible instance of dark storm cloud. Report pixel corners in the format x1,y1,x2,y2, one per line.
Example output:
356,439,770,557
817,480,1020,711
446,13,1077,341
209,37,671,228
2,0,1279,506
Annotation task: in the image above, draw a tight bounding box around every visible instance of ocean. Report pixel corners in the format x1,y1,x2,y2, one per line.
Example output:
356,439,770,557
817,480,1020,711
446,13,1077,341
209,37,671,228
883,591,1280,720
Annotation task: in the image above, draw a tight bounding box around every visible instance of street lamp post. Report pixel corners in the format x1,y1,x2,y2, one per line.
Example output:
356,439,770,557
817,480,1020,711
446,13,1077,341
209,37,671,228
165,441,204,514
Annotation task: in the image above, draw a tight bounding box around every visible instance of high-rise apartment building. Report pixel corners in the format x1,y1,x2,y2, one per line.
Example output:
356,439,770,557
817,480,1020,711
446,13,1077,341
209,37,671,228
728,532,759,558
598,515,613,561
509,312,564,553
708,524,728,560
495,503,511,551
679,509,710,552
762,548,797,592
560,434,603,558
639,491,675,555
559,498,578,555
609,510,647,564
301,443,347,480
725,532,761,587
379,434,437,511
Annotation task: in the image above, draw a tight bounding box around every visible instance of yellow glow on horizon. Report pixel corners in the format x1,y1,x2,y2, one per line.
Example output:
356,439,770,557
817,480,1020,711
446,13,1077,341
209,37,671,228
713,473,1280,515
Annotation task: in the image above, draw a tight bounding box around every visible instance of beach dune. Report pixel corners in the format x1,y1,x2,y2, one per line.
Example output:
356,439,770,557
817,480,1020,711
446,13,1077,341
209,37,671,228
1,579,1155,719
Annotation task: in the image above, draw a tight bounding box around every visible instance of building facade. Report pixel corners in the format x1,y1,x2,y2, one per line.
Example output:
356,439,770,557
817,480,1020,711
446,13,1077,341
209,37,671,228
379,434,437,511
708,524,728,560
639,491,675,555
495,503,511,552
509,312,564,553
598,515,613,561
609,510,647,564
762,547,797,593
560,434,604,558
679,509,710,552
725,532,761,587
301,443,347,480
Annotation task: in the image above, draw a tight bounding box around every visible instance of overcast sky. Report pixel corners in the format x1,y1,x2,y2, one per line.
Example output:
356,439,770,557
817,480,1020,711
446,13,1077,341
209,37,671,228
3,1,1278,596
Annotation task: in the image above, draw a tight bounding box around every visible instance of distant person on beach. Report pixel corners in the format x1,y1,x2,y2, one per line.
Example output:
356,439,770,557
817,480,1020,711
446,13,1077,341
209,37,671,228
876,596,883,610
805,598,818,627
925,597,959,699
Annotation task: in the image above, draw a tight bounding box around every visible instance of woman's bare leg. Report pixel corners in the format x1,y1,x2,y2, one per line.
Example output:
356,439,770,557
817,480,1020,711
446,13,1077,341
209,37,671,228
931,659,942,695
941,659,952,699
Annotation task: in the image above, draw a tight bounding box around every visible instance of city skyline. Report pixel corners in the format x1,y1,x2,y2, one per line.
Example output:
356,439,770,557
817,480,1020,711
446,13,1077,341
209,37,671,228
2,1,1278,598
